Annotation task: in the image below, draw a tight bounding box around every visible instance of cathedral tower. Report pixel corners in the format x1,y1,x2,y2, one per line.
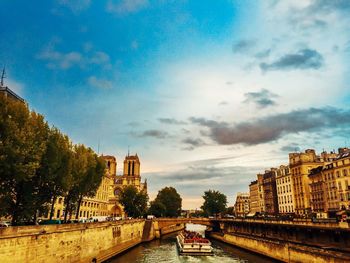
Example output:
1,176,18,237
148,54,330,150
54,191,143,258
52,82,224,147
123,154,140,177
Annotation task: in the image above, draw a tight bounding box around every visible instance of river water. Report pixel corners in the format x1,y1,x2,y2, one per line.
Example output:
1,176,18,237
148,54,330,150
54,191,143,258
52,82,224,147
107,224,277,263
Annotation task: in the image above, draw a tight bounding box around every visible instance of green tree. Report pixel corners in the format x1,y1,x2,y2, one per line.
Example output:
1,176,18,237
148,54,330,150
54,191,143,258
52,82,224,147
75,152,105,219
152,187,182,217
148,200,166,217
64,145,105,221
0,95,48,224
119,185,148,218
201,190,227,217
36,128,73,220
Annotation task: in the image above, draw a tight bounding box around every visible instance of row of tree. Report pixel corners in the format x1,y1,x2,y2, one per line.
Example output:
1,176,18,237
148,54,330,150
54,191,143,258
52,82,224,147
118,186,182,218
0,94,105,224
119,185,228,218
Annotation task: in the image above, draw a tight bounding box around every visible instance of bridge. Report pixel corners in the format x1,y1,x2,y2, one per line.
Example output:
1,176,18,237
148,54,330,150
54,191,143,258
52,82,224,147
155,217,212,229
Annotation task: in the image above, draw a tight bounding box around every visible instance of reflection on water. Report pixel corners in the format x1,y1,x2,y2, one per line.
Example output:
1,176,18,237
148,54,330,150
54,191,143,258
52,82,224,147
106,224,278,263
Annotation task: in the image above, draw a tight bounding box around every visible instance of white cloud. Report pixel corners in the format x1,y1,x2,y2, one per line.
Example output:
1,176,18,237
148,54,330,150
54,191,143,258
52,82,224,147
106,0,148,15
88,76,113,89
37,45,110,70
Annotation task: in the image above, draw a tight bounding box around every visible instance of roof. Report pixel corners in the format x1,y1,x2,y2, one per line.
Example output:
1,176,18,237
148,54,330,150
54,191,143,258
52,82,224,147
0,86,25,102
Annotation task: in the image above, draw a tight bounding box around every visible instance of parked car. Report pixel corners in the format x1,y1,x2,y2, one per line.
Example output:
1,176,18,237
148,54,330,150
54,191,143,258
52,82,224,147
147,215,155,219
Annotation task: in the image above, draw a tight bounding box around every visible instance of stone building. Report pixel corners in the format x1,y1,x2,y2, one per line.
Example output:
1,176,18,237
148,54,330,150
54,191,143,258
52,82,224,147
249,180,260,215
49,153,147,220
109,154,147,217
276,165,295,214
289,149,337,216
234,193,250,217
309,166,326,216
0,85,25,102
308,149,350,217
334,151,350,212
257,173,265,213
262,169,279,215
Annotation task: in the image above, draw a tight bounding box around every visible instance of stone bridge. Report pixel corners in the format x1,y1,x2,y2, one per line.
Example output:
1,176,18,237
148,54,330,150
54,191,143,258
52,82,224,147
153,217,214,237
155,217,212,228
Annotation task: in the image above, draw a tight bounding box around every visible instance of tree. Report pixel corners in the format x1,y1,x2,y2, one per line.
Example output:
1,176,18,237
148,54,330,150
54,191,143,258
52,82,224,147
63,144,105,221
0,94,104,224
201,190,227,217
0,95,48,224
40,128,73,220
148,200,166,217
75,152,105,219
152,187,182,217
119,185,148,218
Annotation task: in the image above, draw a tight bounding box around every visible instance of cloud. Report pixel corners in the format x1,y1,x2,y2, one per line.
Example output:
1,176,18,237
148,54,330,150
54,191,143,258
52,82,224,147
88,76,113,89
138,129,168,139
106,0,148,15
280,143,301,152
146,162,265,208
243,89,278,108
254,49,271,59
218,101,228,106
260,48,323,71
309,0,350,13
90,51,110,64
37,46,110,70
232,39,256,53
190,107,350,145
181,137,206,150
158,118,187,125
57,0,91,13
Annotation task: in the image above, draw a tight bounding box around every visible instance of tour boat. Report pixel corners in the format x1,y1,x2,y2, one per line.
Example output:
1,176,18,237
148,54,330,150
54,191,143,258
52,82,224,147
176,230,213,256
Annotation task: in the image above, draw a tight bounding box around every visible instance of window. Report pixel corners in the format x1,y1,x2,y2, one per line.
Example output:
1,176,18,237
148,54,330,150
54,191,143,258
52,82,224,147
56,209,60,218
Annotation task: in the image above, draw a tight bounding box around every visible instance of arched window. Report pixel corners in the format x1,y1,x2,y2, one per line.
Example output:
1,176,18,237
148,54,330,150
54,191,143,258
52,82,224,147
114,188,121,197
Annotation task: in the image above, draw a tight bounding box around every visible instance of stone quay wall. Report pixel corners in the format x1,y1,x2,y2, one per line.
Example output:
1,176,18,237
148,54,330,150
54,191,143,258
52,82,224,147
0,219,185,263
0,220,146,263
209,232,350,263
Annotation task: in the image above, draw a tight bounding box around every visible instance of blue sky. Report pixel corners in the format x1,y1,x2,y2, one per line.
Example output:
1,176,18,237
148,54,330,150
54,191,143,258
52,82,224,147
1,0,350,208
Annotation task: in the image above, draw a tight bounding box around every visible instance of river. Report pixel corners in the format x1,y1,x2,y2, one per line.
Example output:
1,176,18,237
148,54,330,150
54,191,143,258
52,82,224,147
106,224,278,263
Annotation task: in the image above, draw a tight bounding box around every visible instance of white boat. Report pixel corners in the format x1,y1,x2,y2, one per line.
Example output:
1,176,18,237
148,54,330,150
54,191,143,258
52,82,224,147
176,230,213,256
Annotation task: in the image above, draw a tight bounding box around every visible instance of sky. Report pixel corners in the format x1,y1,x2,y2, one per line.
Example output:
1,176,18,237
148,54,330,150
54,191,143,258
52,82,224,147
1,0,350,209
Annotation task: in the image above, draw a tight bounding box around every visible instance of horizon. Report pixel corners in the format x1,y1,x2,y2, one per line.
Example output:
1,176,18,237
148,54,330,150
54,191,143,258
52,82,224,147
1,0,350,209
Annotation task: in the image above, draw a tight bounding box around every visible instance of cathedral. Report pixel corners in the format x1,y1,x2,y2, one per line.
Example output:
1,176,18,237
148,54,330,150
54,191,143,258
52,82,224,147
49,153,147,220
102,154,147,217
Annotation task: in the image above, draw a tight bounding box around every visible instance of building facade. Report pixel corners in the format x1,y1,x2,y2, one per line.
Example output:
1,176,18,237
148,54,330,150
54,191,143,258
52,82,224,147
276,165,295,214
234,193,250,217
257,173,265,213
49,153,147,220
290,149,338,215
309,166,326,216
262,169,279,215
249,180,260,215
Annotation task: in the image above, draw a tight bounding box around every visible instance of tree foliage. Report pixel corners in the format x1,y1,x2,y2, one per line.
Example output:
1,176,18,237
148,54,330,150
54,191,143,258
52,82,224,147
0,95,104,224
201,190,227,217
150,187,182,217
119,185,148,218
148,200,166,217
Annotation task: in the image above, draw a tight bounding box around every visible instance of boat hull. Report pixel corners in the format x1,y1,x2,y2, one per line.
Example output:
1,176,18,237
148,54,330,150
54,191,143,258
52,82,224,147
176,234,213,256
